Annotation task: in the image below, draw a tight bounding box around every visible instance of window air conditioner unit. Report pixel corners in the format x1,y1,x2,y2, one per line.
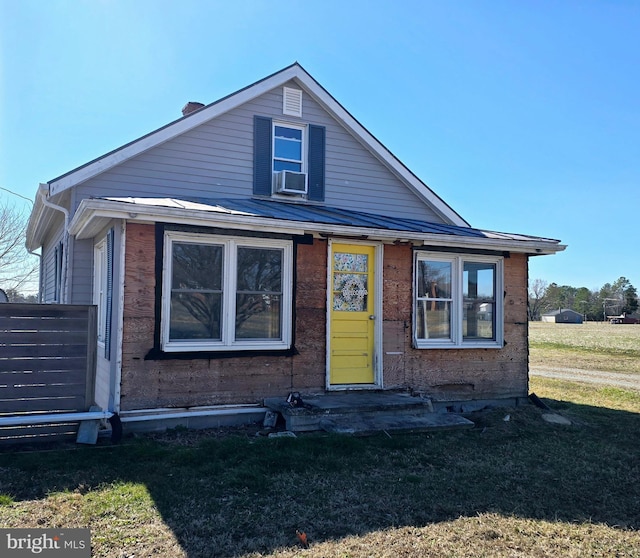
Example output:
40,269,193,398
274,170,307,195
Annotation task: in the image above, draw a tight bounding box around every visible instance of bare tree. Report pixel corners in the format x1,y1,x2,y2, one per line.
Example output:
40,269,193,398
528,278,548,321
0,202,39,297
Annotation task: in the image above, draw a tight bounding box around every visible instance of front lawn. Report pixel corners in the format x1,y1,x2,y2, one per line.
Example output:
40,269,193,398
1,378,639,557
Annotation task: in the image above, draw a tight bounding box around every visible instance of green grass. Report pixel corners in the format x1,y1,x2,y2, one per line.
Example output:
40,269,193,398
530,321,640,374
0,494,14,506
1,388,639,557
532,341,640,358
1,326,639,556
530,322,640,354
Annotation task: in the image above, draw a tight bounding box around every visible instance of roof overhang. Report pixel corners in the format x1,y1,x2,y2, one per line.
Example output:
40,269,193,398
69,198,565,256
25,194,46,252
45,62,468,227
25,186,69,252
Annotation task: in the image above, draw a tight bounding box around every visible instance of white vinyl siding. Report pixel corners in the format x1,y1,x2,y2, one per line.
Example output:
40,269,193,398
41,224,64,303
162,231,293,352
70,238,94,304
414,253,504,349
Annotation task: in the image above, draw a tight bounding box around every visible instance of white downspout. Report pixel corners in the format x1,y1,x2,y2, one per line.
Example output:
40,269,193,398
38,183,70,303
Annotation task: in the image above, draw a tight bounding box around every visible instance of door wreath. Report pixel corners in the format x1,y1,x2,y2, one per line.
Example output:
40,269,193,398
341,276,368,303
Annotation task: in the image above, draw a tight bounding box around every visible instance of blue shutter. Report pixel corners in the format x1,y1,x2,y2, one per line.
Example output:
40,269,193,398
104,228,114,360
253,116,273,196
307,124,325,201
53,245,60,302
57,242,64,301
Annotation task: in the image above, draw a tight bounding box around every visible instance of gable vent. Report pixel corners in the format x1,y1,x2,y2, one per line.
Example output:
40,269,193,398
283,87,303,117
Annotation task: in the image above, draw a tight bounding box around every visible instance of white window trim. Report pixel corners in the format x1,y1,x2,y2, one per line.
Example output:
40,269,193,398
161,231,293,352
413,252,504,349
94,237,108,348
272,120,306,174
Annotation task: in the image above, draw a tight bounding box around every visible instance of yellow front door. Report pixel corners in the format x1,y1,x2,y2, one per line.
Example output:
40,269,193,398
329,242,376,385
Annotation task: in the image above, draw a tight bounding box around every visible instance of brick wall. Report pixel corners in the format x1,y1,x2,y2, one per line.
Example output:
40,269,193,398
120,224,529,410
121,224,327,410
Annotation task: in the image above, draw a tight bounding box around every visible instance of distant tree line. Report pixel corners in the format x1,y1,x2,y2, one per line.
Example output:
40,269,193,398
2,288,38,303
528,277,639,321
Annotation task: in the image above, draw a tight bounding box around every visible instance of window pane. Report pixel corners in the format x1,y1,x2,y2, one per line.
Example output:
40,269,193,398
235,294,281,339
274,138,302,160
172,243,222,290
416,258,452,341
463,262,495,340
416,300,451,339
334,252,368,272
417,260,451,299
274,126,302,140
274,160,302,172
464,301,494,339
236,248,282,292
170,242,223,341
170,292,222,340
236,248,283,339
464,262,495,299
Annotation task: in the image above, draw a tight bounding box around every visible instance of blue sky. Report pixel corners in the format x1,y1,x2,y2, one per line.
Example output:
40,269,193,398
1,0,638,291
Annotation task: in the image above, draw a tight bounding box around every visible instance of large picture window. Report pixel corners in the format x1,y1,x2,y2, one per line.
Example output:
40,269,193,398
414,253,503,349
162,232,293,352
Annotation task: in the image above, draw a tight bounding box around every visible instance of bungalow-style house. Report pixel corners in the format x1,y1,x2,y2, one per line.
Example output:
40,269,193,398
541,309,583,324
26,63,564,429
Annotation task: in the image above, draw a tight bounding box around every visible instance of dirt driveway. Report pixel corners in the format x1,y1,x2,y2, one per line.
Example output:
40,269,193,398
530,366,640,391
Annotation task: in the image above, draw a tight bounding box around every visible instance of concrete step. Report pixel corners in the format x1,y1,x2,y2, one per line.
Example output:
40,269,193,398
263,392,473,433
265,393,432,415
319,412,474,435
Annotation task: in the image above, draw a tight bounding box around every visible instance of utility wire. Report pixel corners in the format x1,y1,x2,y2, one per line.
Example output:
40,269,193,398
0,186,34,205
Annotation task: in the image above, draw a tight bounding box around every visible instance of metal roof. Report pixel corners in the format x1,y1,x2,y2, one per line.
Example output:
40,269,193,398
542,308,583,316
106,196,562,245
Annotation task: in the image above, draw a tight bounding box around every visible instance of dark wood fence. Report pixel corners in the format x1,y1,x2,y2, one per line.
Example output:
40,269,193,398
0,304,97,445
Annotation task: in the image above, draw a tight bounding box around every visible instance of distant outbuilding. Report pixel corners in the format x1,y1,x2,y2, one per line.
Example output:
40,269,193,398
608,313,640,324
541,308,584,324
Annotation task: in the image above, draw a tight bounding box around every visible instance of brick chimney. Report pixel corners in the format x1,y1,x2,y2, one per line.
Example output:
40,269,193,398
181,101,205,116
